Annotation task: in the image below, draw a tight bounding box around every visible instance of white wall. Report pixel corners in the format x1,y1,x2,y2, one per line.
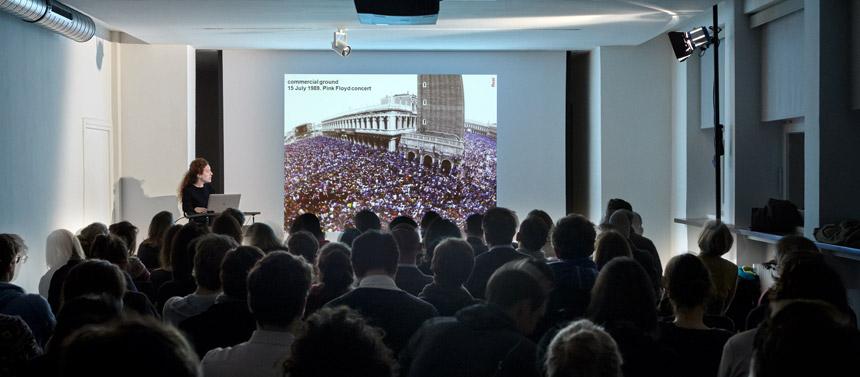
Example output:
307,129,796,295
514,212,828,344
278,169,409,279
0,13,114,292
118,44,196,245
222,50,567,234
596,35,675,263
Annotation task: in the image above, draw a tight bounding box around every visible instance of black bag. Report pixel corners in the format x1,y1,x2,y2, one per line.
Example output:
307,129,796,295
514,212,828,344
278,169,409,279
750,198,801,234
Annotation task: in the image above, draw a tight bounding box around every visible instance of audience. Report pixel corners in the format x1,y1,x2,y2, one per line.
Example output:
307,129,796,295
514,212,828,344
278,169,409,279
109,221,150,283
546,214,599,323
392,224,433,296
697,221,738,315
76,222,108,259
527,209,556,260
180,246,264,358
326,230,438,354
0,234,56,347
290,212,329,248
593,229,632,271
163,234,237,325
61,258,157,317
516,216,550,261
466,207,529,299
657,253,732,377
338,227,362,247
156,222,210,312
245,223,286,253
419,218,463,275
628,210,662,277
463,213,489,257
42,229,86,314
0,313,41,375
545,319,623,377
88,235,139,292
201,251,312,377
355,209,382,233
606,210,660,295
388,215,418,231
400,259,553,377
418,238,479,316
305,242,354,318
149,224,182,294
286,230,320,266
211,213,244,245
137,211,174,270
284,306,397,377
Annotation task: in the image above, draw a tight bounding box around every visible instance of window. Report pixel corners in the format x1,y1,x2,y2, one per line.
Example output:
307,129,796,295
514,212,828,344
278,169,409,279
422,82,427,88
422,99,427,106
422,119,426,125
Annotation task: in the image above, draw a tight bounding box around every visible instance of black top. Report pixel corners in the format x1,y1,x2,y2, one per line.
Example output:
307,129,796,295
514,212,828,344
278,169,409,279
466,236,489,258
178,297,256,359
656,322,733,377
326,287,438,354
400,303,539,377
395,266,433,296
418,284,481,317
630,233,662,277
181,183,213,215
465,246,531,299
136,243,161,270
48,259,82,315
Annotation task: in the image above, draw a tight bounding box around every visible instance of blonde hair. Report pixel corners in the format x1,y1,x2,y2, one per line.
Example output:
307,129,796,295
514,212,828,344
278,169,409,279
546,319,622,377
698,221,733,257
46,229,85,269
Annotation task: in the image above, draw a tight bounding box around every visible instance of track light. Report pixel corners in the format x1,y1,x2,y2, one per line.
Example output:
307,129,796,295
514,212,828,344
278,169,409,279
332,28,351,57
667,26,717,62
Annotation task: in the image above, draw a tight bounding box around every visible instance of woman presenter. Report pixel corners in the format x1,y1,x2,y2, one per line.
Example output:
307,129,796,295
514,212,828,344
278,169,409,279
179,158,213,221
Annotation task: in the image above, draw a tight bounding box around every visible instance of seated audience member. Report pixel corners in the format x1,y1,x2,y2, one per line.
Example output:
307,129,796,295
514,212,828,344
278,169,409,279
326,230,438,354
419,211,442,240
180,246,264,358
290,213,329,248
149,224,182,294
388,215,418,231
42,229,86,313
89,235,139,292
754,235,819,310
201,251,312,377
751,299,860,377
137,211,174,270
284,306,396,377
419,238,480,316
221,208,246,228
0,313,41,375
76,222,108,259
657,254,732,377
527,209,556,260
546,214,599,323
354,209,382,233
392,225,432,296
109,221,150,283
286,230,320,265
718,252,855,377
305,243,353,318
599,198,632,228
516,216,550,261
58,316,200,377
585,257,677,377
629,211,662,277
466,207,530,299
211,214,243,245
400,259,553,377
163,234,237,325
464,213,489,258
245,223,286,253
0,234,55,347
545,319,622,377
23,295,123,377
593,229,632,271
156,223,210,312
697,221,738,315
606,211,660,295
419,218,463,275
61,258,156,317
338,227,362,247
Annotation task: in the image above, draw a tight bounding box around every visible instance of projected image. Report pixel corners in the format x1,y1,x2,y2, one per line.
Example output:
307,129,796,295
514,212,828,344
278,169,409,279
284,74,497,232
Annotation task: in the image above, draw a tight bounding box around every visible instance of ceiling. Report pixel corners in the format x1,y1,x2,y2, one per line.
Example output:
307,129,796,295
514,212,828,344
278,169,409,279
63,0,718,51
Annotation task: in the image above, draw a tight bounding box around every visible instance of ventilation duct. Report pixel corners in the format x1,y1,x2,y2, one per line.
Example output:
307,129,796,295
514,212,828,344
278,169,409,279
0,0,96,42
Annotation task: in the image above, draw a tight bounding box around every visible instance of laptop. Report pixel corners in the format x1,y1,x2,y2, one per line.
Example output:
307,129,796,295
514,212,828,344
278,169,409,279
207,194,241,213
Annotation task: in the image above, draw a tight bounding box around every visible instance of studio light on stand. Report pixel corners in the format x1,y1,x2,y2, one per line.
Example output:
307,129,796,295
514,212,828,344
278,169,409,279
668,4,724,222
332,28,351,57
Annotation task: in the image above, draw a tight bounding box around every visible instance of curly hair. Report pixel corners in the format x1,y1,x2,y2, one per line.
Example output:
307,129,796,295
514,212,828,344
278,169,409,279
177,158,208,198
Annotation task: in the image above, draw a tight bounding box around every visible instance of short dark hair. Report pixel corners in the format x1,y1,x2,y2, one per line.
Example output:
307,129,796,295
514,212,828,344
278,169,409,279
338,228,362,247
60,316,200,377
246,223,284,253
159,225,183,271
62,259,127,307
170,223,211,280
318,247,354,291
431,238,474,287
193,234,237,291
465,213,484,236
221,208,246,227
247,251,312,327
388,215,418,230
284,306,396,377
287,231,320,263
212,214,243,245
482,207,518,246
109,221,139,255
527,210,553,229
664,253,712,311
420,211,441,230
391,225,420,258
354,210,381,233
290,213,324,238
518,216,550,250
220,246,265,299
594,230,632,270
47,294,123,355
351,230,399,277
77,223,108,259
90,235,129,268
601,198,632,225
553,214,596,260
0,233,26,270
486,259,553,311
586,257,657,331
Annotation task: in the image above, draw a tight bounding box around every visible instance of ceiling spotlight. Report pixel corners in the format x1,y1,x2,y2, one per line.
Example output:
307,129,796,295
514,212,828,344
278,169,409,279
332,28,351,57
668,26,716,62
